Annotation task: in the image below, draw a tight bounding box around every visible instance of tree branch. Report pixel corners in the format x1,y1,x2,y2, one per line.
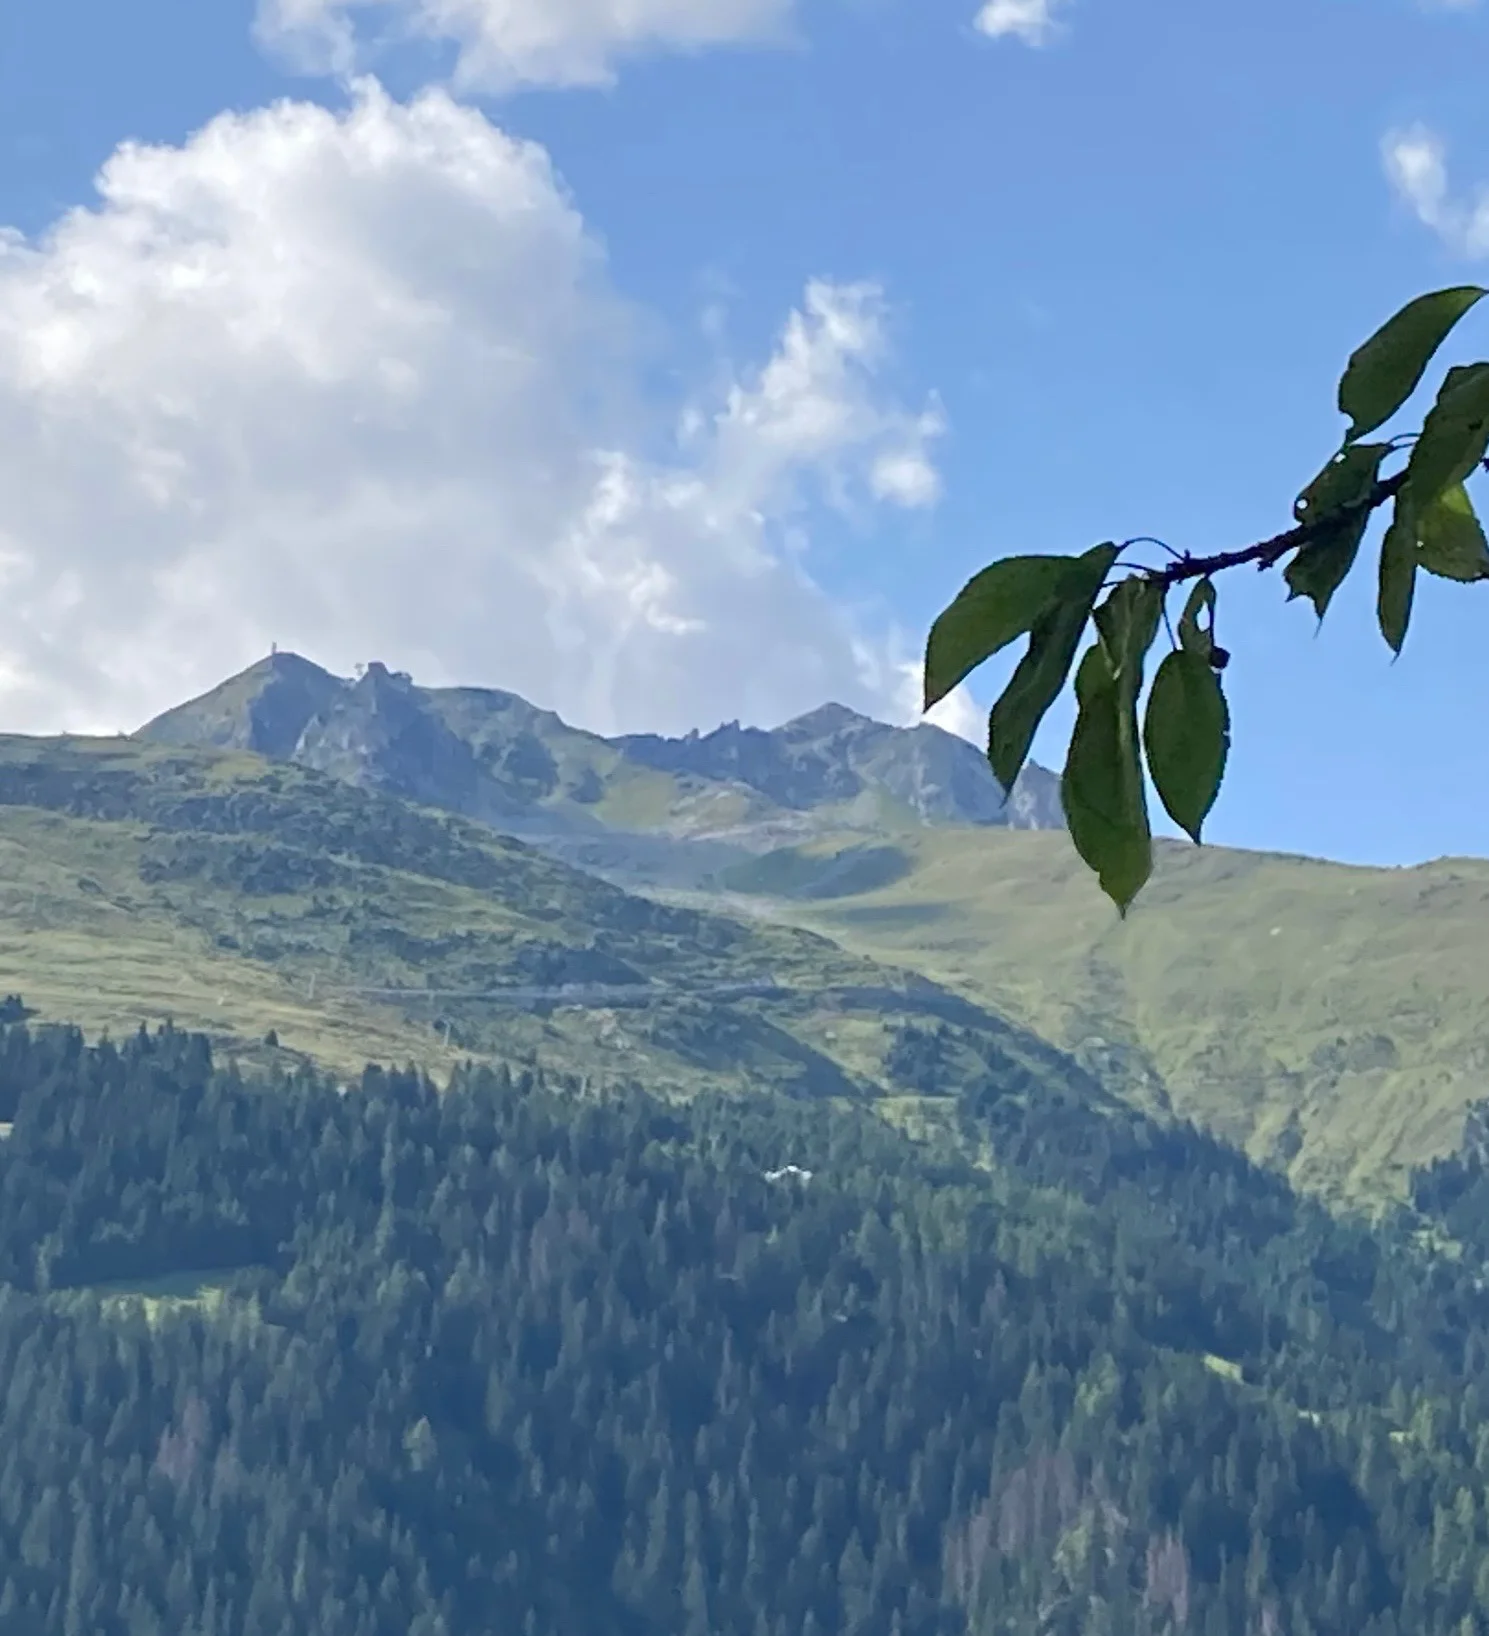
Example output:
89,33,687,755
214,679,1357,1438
1147,470,1409,591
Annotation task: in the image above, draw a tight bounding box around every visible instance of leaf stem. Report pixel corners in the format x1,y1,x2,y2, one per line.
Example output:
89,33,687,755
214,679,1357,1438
1121,535,1185,563
1160,603,1178,652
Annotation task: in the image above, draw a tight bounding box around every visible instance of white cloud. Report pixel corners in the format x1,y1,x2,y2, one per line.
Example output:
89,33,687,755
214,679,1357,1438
894,661,982,744
256,0,798,93
974,0,1066,46
1382,124,1489,256
0,80,942,741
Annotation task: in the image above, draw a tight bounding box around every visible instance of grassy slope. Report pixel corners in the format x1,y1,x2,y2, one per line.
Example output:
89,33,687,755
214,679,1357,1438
2,800,479,1080
0,735,1077,1111
17,731,1474,1203
715,828,1489,1200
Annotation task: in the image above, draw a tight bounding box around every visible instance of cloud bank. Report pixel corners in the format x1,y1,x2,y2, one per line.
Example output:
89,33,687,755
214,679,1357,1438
0,81,952,741
256,0,799,92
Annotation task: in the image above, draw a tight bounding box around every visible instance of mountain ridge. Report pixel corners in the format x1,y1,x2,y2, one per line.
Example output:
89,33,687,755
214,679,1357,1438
136,654,1066,871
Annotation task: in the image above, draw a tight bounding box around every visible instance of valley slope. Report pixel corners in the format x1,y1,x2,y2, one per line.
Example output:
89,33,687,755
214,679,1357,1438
711,828,1489,1199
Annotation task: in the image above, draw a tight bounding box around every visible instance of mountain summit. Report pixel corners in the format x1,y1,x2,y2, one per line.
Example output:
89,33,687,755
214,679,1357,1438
137,653,1064,871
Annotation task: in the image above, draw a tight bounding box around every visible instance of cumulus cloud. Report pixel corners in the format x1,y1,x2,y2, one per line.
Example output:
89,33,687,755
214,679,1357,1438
1382,124,1489,256
255,0,798,93
974,0,1067,46
0,80,943,741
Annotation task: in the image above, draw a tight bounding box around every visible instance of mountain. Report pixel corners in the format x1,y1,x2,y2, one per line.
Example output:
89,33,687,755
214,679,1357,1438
613,699,1061,829
136,654,1065,878
130,652,1489,1201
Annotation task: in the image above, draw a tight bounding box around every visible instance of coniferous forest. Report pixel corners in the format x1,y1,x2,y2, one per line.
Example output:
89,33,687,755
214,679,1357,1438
6,1011,1489,1634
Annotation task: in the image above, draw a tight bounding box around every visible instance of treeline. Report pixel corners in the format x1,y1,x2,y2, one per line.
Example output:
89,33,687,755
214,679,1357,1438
0,1016,1488,1633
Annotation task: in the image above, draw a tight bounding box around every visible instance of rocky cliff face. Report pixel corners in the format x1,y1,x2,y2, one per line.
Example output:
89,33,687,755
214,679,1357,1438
291,663,486,813
138,653,1066,855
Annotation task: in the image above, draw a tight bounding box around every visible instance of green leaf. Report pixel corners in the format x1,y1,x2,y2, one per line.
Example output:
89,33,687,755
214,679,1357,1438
1338,285,1485,443
1404,362,1489,507
1417,481,1489,583
924,555,1080,711
1285,525,1368,622
1143,649,1230,844
1058,575,1163,914
1285,442,1391,619
1092,575,1166,697
1176,579,1217,663
987,541,1119,793
1377,491,1419,656
1293,441,1392,525
1061,643,1152,916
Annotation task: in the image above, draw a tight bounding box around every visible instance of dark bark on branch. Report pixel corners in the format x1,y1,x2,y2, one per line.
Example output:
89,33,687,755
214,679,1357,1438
1148,470,1409,591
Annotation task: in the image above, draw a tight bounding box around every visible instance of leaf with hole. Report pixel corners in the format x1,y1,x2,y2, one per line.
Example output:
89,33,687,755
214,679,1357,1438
1177,578,1217,663
1293,442,1392,525
986,542,1119,793
924,555,1081,711
1285,443,1391,619
1338,285,1485,443
1144,649,1230,844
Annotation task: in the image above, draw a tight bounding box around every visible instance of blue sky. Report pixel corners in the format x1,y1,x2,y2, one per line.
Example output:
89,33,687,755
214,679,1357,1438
2,0,1488,867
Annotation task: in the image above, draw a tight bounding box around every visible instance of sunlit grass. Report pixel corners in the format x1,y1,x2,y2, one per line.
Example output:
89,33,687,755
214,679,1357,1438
79,1270,259,1326
0,736,996,1111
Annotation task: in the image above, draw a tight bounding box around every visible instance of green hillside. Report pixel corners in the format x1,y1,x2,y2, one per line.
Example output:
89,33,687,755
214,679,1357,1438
131,654,1489,1204
713,827,1489,1201
0,733,1090,1116
12,735,1489,1632
10,721,1483,1206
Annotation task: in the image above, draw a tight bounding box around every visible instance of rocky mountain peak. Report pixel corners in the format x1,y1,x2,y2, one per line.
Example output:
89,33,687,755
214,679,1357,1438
137,652,1066,855
777,702,875,741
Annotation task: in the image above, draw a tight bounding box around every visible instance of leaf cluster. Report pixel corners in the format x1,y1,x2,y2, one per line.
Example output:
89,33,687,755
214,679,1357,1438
926,286,1489,911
